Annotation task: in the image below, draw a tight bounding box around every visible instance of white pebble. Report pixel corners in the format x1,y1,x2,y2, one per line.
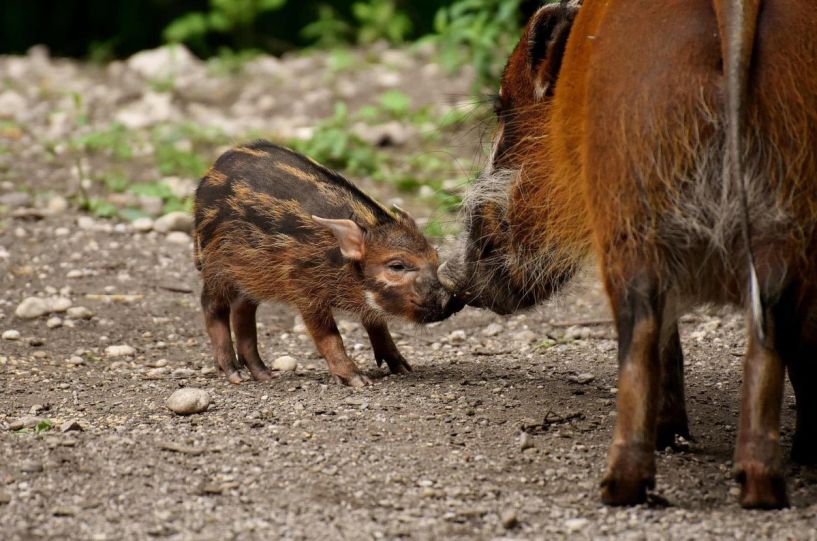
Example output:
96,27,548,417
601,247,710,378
166,388,210,415
66,306,95,320
15,297,49,319
2,330,21,341
46,317,63,329
273,355,298,371
481,323,504,337
165,231,192,244
66,356,85,366
154,211,193,233
105,344,136,357
448,330,467,344
564,518,589,532
131,217,154,232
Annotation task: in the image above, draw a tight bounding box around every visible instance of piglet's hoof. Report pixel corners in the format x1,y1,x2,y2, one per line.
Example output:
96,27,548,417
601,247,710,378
248,367,275,382
735,463,788,509
335,373,372,387
381,355,412,375
600,474,653,506
225,370,243,384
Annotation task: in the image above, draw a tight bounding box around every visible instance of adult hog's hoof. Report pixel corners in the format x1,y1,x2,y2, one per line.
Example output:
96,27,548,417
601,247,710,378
601,444,655,506
385,355,412,375
226,370,243,384
600,474,653,506
335,372,372,387
736,463,789,509
248,367,274,382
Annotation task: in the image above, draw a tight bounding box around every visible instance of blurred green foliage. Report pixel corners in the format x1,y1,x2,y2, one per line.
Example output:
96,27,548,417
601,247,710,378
1,1,534,88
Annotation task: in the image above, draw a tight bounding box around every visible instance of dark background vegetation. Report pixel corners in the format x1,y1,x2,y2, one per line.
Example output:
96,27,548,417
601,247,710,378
0,0,543,60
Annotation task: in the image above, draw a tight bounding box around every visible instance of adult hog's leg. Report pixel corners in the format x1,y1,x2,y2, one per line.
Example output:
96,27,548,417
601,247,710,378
201,286,242,384
230,297,273,382
655,323,691,449
301,307,372,387
364,320,412,375
601,271,663,506
734,285,790,509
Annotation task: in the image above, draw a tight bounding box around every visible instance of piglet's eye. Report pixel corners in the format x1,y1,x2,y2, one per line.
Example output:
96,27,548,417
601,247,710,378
387,261,409,272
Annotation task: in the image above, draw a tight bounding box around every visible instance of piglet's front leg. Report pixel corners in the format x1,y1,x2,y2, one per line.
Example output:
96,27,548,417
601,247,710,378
302,308,371,388
365,321,412,375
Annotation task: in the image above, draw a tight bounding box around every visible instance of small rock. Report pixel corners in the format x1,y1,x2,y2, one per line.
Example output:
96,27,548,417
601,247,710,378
0,491,10,505
564,518,589,532
166,388,210,415
481,323,504,337
66,269,84,279
153,211,193,233
165,231,192,244
46,317,63,329
501,509,519,529
15,297,49,319
519,431,534,451
131,217,154,232
77,216,95,230
448,330,467,344
199,483,223,495
46,297,72,313
513,330,537,344
273,355,298,372
51,506,76,517
2,329,20,340
20,460,43,473
27,337,45,347
105,345,136,357
565,326,592,340
60,420,84,432
66,356,85,366
172,368,195,378
126,44,200,80
146,367,168,379
8,416,46,430
574,373,595,384
66,306,95,320
0,191,31,209
46,195,69,214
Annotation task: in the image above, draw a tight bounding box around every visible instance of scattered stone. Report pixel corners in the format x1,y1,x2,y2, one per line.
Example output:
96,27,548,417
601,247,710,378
519,431,534,451
166,388,210,415
20,460,44,473
501,509,519,530
273,355,298,372
157,440,206,455
66,306,95,320
153,211,193,233
481,323,503,337
2,329,20,341
66,356,85,366
47,297,72,313
46,317,63,329
564,518,589,532
27,337,45,347
46,194,69,214
15,297,49,319
448,330,467,344
513,330,537,344
570,373,596,385
172,368,195,378
146,367,169,379
77,216,95,230
0,491,10,505
66,269,84,279
0,191,31,209
105,345,136,357
199,483,223,495
165,231,192,244
126,44,200,81
131,217,154,232
60,420,84,432
564,326,592,340
8,416,46,430
51,506,77,517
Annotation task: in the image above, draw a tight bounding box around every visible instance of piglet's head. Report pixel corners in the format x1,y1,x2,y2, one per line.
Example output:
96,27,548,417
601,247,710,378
313,209,463,323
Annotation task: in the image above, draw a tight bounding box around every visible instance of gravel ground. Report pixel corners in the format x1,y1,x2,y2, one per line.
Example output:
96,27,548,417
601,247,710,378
2,46,817,540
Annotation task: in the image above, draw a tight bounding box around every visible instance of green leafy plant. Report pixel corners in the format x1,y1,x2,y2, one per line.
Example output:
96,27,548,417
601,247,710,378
72,123,133,160
353,0,412,45
301,5,353,48
164,0,287,54
431,0,524,91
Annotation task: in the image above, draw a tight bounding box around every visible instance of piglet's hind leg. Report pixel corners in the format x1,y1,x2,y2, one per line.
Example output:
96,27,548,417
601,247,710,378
231,298,274,382
201,288,242,384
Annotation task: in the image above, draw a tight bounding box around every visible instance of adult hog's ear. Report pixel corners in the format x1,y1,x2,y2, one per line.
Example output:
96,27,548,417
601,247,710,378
391,204,418,228
526,1,579,100
312,216,366,261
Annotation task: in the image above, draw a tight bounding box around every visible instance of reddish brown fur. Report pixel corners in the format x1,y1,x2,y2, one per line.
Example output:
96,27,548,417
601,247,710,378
447,0,817,508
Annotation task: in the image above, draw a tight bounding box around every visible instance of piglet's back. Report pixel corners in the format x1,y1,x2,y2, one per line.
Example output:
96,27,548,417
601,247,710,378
193,141,395,303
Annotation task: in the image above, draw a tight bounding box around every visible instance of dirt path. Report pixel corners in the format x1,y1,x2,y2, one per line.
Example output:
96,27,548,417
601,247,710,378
2,212,817,540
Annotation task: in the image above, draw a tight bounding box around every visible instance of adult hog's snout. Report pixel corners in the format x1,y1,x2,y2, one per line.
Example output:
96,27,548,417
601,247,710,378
411,265,465,322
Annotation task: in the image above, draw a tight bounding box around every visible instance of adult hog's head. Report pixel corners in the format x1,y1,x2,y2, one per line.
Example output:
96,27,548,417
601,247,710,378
439,2,579,315
314,207,464,324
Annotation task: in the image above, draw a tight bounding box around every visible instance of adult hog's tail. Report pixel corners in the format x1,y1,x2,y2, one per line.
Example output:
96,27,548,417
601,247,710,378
713,0,766,343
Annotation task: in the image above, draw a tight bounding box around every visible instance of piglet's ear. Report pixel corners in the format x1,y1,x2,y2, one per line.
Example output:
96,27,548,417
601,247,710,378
312,216,366,261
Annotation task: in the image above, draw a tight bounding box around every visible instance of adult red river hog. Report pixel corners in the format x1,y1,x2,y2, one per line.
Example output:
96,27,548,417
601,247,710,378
439,0,817,508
